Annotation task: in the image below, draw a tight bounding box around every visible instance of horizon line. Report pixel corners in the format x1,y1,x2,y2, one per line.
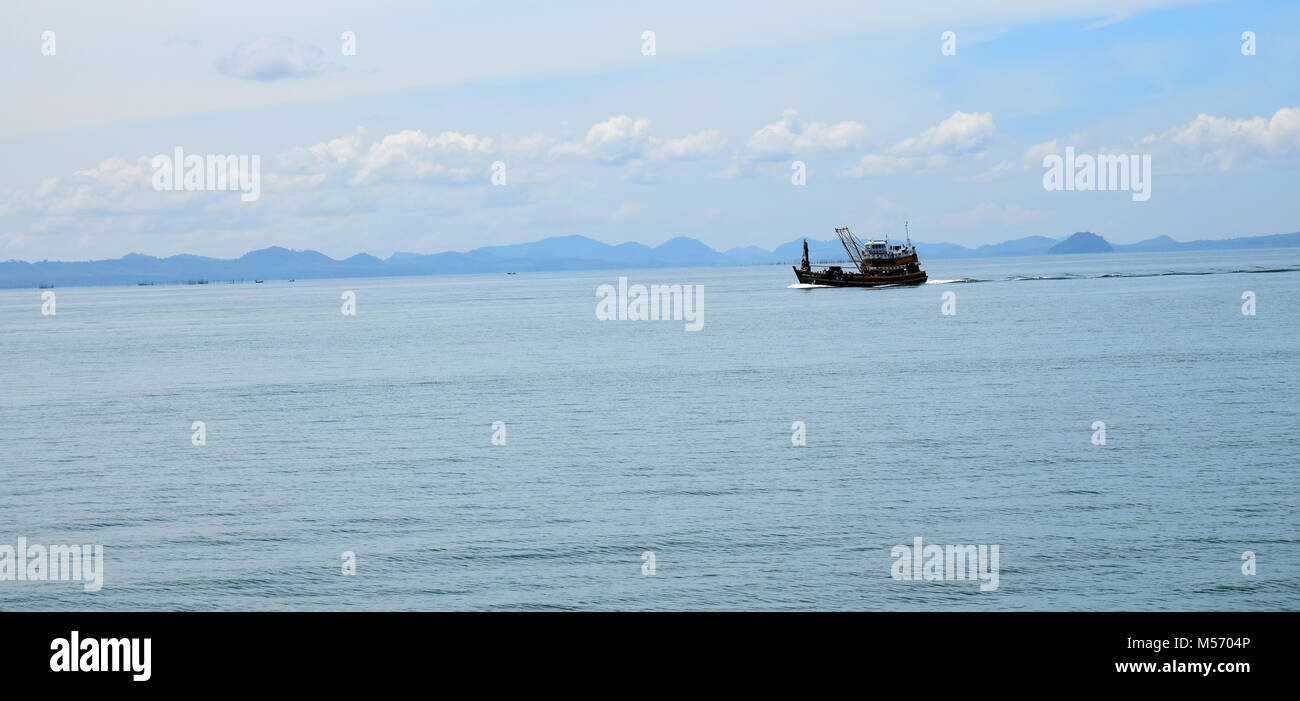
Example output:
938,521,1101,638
8,228,1300,265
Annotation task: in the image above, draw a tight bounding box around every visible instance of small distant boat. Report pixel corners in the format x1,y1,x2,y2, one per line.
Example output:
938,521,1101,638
254,280,264,284
288,279,295,283
137,281,155,286
38,283,54,289
507,272,517,275
793,222,927,288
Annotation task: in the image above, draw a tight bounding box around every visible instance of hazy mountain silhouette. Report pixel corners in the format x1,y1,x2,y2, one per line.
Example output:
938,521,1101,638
1049,232,1114,254
5,230,1299,288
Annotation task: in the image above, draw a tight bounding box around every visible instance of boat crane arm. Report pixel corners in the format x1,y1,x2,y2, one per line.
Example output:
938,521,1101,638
834,226,868,270
837,226,876,272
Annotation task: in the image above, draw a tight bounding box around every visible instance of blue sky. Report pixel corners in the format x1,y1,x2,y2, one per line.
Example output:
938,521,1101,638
1,0,1298,261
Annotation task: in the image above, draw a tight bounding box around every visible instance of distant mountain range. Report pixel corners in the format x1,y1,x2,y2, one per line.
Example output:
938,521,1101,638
5,230,1300,288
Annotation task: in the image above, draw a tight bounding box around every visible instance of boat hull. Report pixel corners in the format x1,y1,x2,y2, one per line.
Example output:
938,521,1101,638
793,266,927,287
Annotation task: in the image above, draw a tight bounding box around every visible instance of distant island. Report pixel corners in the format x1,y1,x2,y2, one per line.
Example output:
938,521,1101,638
4,229,1299,289
1048,232,1114,254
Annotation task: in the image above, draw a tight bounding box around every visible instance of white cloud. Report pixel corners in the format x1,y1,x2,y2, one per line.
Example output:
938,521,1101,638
2,127,501,217
844,112,996,177
550,116,727,166
746,109,867,158
278,129,366,174
6,156,174,215
275,128,498,187
1154,107,1300,170
889,111,996,156
5,117,736,220
352,129,493,184
1013,108,1300,175
550,115,652,163
648,129,727,161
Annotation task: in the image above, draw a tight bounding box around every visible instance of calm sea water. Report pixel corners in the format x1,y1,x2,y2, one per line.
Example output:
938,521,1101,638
1,249,1297,610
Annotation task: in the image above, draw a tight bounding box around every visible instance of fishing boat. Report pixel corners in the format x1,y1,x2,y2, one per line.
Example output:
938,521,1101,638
793,222,927,287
